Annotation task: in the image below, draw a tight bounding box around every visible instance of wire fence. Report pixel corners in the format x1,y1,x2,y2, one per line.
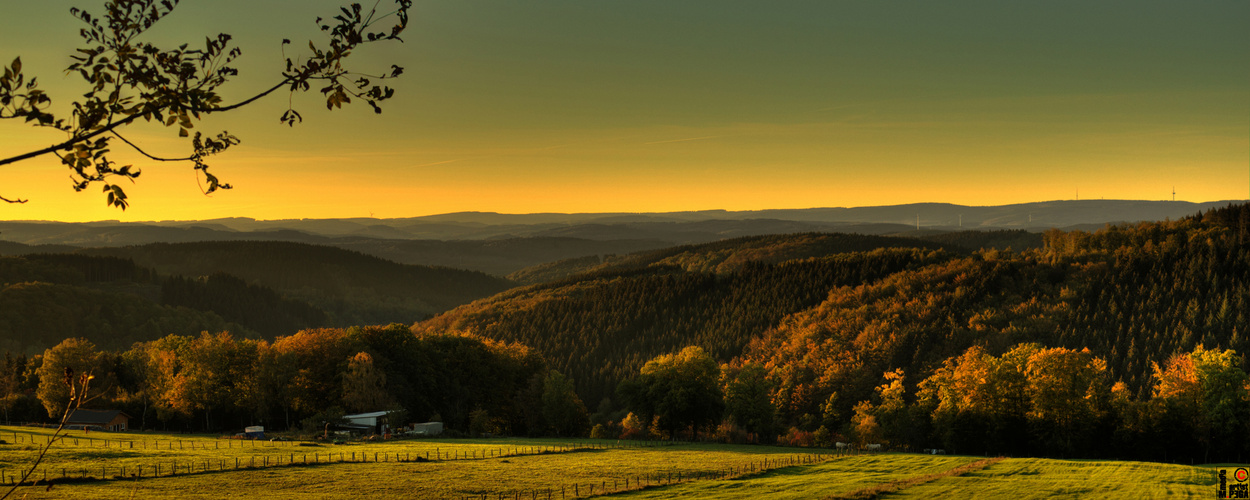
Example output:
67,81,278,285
3,428,867,498
0,438,718,487
2,445,844,499
3,430,299,451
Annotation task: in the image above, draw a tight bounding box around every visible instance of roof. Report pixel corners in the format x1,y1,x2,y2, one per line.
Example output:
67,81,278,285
343,411,391,419
66,409,130,425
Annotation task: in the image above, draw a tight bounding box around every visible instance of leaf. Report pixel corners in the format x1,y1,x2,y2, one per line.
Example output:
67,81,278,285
179,128,189,137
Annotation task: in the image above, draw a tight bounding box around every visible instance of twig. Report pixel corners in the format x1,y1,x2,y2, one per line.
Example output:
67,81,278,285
0,369,95,500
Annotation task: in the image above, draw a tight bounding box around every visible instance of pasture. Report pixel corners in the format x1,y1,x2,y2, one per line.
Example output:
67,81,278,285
0,426,1224,499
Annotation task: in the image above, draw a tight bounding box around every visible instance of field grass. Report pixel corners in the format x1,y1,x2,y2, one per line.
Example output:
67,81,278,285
610,454,980,499
895,457,1218,499
0,425,838,499
0,425,1227,499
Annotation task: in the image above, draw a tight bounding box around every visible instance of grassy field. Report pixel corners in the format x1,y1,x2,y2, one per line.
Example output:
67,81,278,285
894,457,1218,499
0,425,1226,499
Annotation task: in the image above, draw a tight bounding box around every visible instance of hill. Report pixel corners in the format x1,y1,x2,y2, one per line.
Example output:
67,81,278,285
81,241,517,326
0,200,1236,277
416,232,957,403
0,280,246,355
505,230,1041,285
0,241,518,354
415,208,1250,435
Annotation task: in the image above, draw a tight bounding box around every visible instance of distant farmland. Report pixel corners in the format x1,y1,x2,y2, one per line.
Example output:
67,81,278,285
0,426,1219,499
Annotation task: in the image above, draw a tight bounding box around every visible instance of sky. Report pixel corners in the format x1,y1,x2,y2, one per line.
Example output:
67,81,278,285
1,0,1247,222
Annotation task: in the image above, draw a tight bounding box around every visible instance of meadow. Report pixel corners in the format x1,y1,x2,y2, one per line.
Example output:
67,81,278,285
0,426,1224,499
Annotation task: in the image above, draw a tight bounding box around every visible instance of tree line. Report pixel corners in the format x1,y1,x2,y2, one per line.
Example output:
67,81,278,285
601,342,1247,464
1,325,589,438
1,240,518,355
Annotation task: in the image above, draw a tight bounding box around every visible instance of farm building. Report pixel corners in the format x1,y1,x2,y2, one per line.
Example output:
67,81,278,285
66,409,130,431
409,422,443,436
342,411,396,435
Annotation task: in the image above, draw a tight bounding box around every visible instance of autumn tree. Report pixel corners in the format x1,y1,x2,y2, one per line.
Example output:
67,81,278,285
870,368,914,447
917,344,1038,455
1024,346,1111,456
341,351,395,413
0,0,411,207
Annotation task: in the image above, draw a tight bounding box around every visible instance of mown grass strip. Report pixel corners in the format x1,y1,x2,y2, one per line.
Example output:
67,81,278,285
822,456,1005,500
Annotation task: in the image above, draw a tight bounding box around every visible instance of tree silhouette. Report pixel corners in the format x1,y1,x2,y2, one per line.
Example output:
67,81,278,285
0,0,411,208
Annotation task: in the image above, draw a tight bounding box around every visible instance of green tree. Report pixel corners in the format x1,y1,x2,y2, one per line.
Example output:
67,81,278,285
0,0,411,207
619,346,724,439
1188,347,1250,462
0,353,27,423
1154,346,1250,462
35,338,108,418
168,332,259,431
541,370,589,437
722,363,775,441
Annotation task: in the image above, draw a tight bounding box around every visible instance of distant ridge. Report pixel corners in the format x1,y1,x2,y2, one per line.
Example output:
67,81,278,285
3,200,1239,240
1,200,1239,276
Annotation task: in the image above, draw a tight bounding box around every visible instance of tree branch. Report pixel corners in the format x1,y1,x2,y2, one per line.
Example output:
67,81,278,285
111,131,192,162
0,113,142,167
184,77,291,114
0,78,290,168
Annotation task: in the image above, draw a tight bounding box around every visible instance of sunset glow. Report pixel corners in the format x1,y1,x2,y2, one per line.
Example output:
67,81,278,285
1,1,1246,222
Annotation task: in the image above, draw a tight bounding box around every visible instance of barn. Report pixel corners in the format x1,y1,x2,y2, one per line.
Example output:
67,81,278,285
66,409,131,432
342,411,394,435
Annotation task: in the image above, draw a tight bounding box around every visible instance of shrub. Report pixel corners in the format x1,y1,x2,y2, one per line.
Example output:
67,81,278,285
777,426,814,447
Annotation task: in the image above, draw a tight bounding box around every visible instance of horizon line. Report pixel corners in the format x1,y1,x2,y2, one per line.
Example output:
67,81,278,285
1,198,1245,225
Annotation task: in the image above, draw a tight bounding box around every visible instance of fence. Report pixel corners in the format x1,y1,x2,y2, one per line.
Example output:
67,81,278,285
3,433,852,497
458,452,842,499
4,430,299,451
0,439,673,487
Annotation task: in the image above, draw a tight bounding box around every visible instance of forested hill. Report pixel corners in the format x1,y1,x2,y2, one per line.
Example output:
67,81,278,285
82,241,517,325
415,207,1250,416
0,241,517,354
506,231,1037,285
746,205,1250,417
416,232,961,403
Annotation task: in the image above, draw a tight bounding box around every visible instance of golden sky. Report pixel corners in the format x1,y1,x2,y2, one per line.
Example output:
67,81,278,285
1,0,1247,222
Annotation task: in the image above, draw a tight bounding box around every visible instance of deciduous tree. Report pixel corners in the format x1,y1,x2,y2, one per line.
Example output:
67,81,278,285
619,346,724,439
35,338,109,418
0,0,411,207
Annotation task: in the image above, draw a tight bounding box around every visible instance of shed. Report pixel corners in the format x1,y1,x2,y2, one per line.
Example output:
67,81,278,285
410,422,443,436
342,411,394,435
66,409,131,432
